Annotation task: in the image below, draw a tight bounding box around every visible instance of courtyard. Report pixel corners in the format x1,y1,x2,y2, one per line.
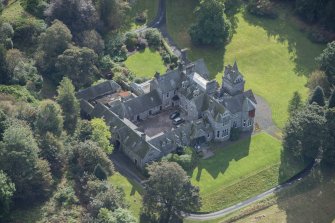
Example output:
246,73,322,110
136,107,182,137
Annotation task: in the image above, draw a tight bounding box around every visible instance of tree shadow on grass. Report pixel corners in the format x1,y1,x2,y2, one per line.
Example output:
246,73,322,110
275,164,335,223
193,131,252,181
241,5,325,77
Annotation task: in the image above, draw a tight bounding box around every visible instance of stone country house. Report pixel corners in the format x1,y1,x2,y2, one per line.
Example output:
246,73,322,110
78,59,257,169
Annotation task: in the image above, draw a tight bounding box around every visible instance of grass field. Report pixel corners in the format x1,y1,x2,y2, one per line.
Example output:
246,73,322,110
166,1,325,128
109,172,143,219
185,168,335,223
190,132,305,212
125,48,167,78
124,0,159,30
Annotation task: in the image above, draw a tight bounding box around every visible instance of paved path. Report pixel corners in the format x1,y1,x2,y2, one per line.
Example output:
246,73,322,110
254,95,282,139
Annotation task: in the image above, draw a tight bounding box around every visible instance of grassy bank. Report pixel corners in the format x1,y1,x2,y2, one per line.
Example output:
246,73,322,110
190,133,305,212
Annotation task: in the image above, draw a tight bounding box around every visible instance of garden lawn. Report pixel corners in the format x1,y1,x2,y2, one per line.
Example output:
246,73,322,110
190,133,305,212
166,1,325,128
124,0,159,30
109,172,143,219
125,48,166,78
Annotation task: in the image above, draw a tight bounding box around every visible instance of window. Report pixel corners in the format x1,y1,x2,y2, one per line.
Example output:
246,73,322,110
248,119,252,126
217,131,220,138
233,121,237,128
243,120,246,127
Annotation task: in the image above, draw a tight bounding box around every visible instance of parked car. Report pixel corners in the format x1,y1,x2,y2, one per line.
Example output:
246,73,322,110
169,111,180,119
173,117,184,125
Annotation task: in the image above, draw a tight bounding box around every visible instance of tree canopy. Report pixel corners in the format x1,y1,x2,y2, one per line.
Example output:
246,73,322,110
189,0,231,46
35,100,64,137
0,121,53,201
91,118,113,154
143,161,201,222
56,77,80,134
55,46,99,89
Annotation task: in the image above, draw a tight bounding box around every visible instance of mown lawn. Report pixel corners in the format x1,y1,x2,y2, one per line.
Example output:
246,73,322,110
124,0,159,30
166,1,325,129
190,133,305,213
125,48,167,78
109,172,143,219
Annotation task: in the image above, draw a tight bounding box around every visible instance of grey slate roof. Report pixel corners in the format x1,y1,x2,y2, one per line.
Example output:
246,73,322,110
76,80,121,100
152,69,181,93
223,89,256,114
123,89,162,116
194,58,210,79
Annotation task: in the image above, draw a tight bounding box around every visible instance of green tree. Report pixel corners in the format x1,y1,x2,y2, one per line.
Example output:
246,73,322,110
45,0,98,33
56,46,99,89
322,108,335,164
39,132,65,178
307,70,331,96
56,77,79,134
316,41,335,77
124,32,138,51
0,121,53,201
189,0,231,46
68,140,114,178
21,0,46,18
144,28,161,49
0,170,15,221
98,0,130,29
78,30,105,55
36,20,72,78
0,45,9,84
97,208,136,223
283,104,326,160
309,86,325,106
288,91,303,116
35,100,64,137
329,90,335,108
76,119,93,141
91,118,113,154
94,164,108,181
0,109,7,140
143,161,201,222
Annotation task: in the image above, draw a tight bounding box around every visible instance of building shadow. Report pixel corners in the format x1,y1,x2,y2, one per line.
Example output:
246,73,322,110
242,3,325,77
193,131,252,180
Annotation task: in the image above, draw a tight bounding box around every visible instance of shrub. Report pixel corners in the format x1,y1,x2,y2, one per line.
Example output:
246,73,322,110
54,185,79,207
137,37,147,50
105,33,127,62
144,28,162,49
124,32,138,51
135,10,148,23
247,0,278,19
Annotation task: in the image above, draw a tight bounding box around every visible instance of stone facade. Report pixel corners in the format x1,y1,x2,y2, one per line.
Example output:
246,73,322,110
78,59,256,169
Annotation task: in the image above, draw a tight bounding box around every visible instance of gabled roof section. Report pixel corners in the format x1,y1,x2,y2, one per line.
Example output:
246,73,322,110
123,89,162,116
76,80,121,100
